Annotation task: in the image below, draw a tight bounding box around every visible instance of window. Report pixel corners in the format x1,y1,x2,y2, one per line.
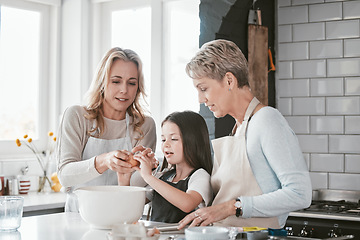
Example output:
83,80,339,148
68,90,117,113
111,6,152,108
94,0,200,129
162,0,200,116
0,0,58,158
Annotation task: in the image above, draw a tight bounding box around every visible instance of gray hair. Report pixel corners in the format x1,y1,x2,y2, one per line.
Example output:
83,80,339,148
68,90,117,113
185,39,249,87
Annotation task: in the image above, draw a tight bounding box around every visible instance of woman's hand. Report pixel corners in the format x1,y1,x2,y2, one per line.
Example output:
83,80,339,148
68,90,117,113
178,200,236,229
94,150,134,174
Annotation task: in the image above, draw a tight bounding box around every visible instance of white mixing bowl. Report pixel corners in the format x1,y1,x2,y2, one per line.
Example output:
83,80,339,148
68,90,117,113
75,186,147,229
185,226,229,240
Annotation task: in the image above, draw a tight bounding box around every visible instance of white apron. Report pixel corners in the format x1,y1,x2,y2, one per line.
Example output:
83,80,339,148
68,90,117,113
65,113,143,212
211,97,280,228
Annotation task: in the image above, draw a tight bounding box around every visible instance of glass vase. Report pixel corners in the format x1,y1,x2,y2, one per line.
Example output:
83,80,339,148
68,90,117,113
38,172,52,193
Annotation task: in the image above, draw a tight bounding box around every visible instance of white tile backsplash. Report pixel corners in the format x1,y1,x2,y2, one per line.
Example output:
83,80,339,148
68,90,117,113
329,173,360,190
285,116,310,134
329,135,360,153
309,2,342,22
278,0,291,7
279,42,309,61
326,20,360,39
310,78,343,96
277,0,360,191
277,97,292,115
326,97,360,115
344,39,360,57
327,58,360,77
343,0,360,19
345,116,360,134
278,61,293,79
293,97,325,115
345,155,360,173
310,116,344,134
278,79,309,97
297,134,328,153
345,77,360,95
309,172,328,189
303,153,310,170
310,154,344,172
292,0,325,6
294,60,326,78
278,25,292,43
278,5,308,25
325,0,346,2
310,40,343,59
293,23,325,41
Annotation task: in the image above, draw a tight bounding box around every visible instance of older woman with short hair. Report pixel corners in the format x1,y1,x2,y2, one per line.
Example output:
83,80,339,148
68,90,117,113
179,39,312,229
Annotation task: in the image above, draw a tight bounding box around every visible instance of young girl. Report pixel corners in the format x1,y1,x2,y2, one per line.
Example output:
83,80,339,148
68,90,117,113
134,111,213,223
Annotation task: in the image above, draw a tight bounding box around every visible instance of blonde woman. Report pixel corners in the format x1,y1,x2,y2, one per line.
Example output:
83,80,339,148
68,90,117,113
57,47,157,212
179,39,311,229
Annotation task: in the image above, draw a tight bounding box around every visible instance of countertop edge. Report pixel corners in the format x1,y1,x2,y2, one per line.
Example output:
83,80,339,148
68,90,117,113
289,211,360,222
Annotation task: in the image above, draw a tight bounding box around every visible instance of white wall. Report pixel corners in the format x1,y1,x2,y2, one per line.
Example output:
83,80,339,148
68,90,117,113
276,0,360,191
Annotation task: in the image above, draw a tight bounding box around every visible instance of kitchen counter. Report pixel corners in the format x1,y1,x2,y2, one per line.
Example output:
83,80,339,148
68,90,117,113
22,191,66,217
2,212,355,240
4,212,185,240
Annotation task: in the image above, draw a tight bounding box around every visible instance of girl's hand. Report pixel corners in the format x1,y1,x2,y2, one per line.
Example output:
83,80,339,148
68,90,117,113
178,200,235,229
132,146,159,169
133,151,154,180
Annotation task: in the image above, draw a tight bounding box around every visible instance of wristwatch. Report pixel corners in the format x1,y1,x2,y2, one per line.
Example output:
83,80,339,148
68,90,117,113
234,198,242,217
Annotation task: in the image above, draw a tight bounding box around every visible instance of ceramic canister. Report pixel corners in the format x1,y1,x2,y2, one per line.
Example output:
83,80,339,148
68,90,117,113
18,177,31,194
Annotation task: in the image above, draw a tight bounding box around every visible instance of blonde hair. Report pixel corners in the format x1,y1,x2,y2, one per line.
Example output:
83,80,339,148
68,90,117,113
185,39,249,87
84,47,147,138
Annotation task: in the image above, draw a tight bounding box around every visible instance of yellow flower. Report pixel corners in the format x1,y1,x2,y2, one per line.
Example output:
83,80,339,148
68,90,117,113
16,131,57,192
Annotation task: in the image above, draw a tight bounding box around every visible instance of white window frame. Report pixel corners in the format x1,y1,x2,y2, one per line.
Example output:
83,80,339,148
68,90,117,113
0,0,60,159
92,0,172,133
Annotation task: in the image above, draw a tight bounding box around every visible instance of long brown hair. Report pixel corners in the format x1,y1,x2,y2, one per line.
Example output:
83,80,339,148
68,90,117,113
84,47,148,138
161,111,213,174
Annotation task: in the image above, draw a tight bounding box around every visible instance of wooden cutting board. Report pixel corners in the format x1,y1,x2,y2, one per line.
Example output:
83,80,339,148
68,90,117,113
248,24,268,105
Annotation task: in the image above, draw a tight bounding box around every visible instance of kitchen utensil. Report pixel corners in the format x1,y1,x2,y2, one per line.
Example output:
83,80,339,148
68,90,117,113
0,196,24,231
108,222,160,240
74,186,147,229
154,224,182,233
185,226,229,240
248,9,268,106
